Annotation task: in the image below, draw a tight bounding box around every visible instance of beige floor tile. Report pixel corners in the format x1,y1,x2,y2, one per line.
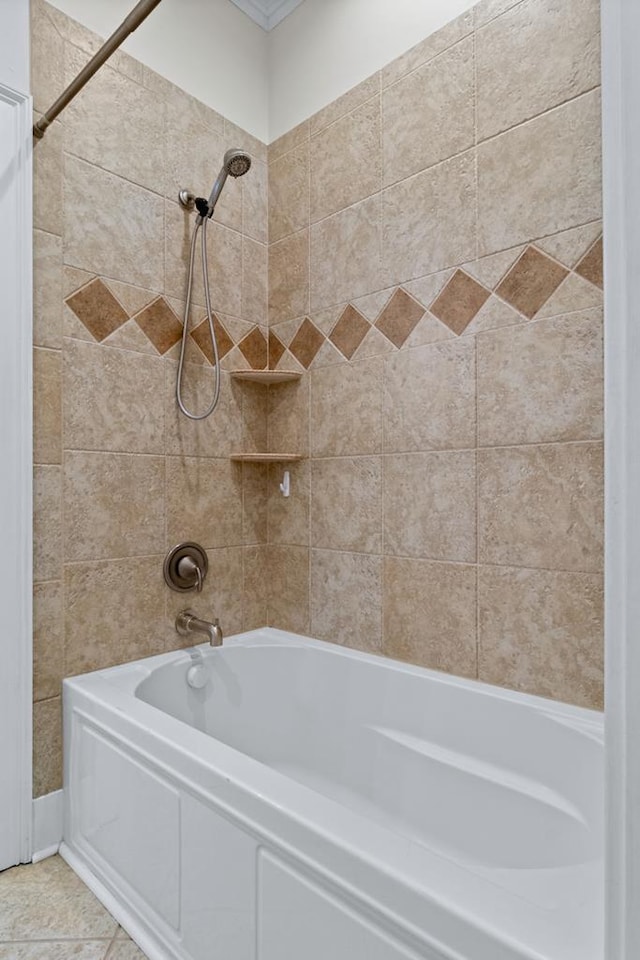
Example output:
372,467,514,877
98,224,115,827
0,858,116,941
0,942,109,959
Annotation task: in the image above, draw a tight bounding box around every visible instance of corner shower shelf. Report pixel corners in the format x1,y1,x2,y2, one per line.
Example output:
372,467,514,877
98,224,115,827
229,370,302,384
230,453,304,463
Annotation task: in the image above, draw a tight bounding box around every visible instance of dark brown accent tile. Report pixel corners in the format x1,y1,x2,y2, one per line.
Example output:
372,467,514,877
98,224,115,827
134,296,183,354
496,246,568,319
375,289,425,347
329,305,371,359
66,278,128,342
269,330,286,368
239,327,268,369
191,315,234,364
289,318,325,368
430,269,491,334
575,236,603,289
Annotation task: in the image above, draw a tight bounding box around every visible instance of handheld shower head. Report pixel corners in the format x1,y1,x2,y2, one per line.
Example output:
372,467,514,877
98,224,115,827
224,149,251,178
201,147,252,219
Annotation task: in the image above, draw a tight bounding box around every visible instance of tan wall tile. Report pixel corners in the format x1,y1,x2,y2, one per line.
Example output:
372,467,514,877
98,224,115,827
383,339,476,452
34,348,61,465
310,550,383,651
164,101,241,233
268,461,310,546
476,0,600,141
269,142,309,242
34,465,61,583
381,10,474,88
478,442,604,571
383,38,474,187
242,462,268,544
267,545,310,634
64,452,165,561
310,73,381,135
477,90,602,256
166,457,242,548
165,202,243,315
33,120,63,236
383,558,477,676
33,581,63,702
31,0,63,115
241,381,268,453
242,238,268,325
310,359,382,457
34,231,63,349
33,697,62,797
311,457,382,553
64,557,167,676
310,97,381,222
478,565,603,709
242,158,268,245
384,451,476,563
269,230,309,324
224,118,268,165
268,378,310,456
269,120,310,164
382,151,476,286
64,340,165,454
243,545,269,630
310,196,381,310
64,156,164,291
478,309,603,445
165,363,243,458
64,44,165,195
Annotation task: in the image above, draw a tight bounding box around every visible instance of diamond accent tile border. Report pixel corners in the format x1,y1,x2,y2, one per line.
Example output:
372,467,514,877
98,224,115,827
134,297,183,354
375,289,425,347
329,305,370,359
66,279,128,342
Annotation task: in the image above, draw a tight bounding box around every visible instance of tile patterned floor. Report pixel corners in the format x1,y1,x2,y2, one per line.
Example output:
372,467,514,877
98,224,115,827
0,857,147,960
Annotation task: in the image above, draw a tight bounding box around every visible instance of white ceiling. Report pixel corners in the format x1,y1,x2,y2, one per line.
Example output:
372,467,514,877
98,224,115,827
229,0,305,30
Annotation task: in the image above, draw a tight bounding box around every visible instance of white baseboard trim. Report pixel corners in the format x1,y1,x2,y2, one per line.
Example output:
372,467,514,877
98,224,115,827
32,790,63,862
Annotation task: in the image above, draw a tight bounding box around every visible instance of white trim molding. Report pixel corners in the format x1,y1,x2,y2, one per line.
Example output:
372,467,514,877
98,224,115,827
0,81,33,870
602,0,640,956
32,791,64,863
229,0,304,31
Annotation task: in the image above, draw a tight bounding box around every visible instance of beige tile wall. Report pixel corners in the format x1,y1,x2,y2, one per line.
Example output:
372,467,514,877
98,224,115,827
31,0,604,798
31,0,269,797
265,0,604,712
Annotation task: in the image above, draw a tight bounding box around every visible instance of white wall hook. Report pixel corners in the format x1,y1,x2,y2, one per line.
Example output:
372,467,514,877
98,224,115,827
279,470,291,498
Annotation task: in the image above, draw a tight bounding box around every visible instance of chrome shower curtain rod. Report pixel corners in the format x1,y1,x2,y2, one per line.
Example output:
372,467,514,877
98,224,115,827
33,0,163,139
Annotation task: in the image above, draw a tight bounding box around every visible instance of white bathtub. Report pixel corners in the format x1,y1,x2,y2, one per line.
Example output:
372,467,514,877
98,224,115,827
61,628,603,960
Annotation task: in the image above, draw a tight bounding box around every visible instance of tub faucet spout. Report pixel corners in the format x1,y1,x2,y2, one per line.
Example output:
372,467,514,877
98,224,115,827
175,610,223,647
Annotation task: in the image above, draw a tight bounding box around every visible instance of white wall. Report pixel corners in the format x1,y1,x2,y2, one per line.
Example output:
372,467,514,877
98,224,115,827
268,0,478,140
0,0,30,93
46,0,270,142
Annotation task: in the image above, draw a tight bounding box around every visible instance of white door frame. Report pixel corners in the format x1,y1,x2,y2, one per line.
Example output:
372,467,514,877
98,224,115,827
602,0,640,956
0,81,33,870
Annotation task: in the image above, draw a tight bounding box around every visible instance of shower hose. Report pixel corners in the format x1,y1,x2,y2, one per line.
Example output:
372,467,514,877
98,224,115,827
176,213,221,420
